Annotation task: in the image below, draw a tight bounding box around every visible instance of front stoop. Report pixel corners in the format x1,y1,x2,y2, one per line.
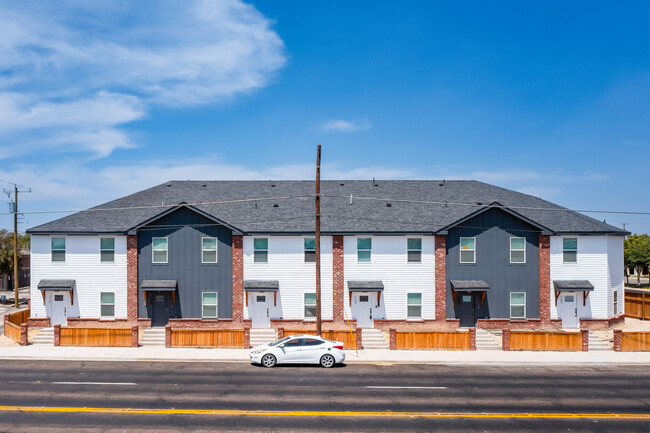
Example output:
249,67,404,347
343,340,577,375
588,331,612,351
475,329,502,351
141,327,166,347
249,328,277,347
31,327,54,346
361,328,389,349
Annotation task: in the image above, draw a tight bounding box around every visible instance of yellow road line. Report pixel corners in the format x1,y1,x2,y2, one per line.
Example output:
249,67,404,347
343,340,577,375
0,405,649,420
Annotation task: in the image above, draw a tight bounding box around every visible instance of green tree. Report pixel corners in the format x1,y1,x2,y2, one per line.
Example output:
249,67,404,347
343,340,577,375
0,230,30,276
624,234,650,285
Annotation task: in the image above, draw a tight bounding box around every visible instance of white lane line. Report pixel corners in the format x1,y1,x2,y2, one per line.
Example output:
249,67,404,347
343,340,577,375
52,382,137,386
366,386,447,389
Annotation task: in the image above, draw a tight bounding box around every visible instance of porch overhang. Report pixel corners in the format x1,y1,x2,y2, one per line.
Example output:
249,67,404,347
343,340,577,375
347,281,384,307
553,280,594,306
450,280,489,307
244,280,279,306
37,279,75,305
141,280,177,306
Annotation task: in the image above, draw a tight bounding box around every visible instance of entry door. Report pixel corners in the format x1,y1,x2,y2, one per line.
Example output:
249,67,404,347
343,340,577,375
51,292,70,326
251,293,270,328
459,292,476,328
353,293,373,328
559,293,578,328
151,293,170,327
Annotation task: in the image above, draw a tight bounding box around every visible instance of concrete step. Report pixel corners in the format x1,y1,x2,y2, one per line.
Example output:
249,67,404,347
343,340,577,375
31,327,54,346
250,328,277,347
140,327,166,347
361,328,389,349
588,331,611,351
475,329,502,351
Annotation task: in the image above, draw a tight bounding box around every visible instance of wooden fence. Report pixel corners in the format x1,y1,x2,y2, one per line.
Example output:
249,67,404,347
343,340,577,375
625,289,650,320
5,309,29,326
59,327,132,347
619,332,650,351
4,322,20,342
3,309,29,344
170,329,245,348
509,331,582,351
395,331,471,350
282,329,357,349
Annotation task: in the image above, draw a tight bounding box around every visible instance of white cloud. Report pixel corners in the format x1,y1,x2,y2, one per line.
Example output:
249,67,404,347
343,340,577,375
321,119,372,132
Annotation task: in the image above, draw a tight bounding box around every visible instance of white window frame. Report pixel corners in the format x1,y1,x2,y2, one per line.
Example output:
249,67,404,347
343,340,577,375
406,292,422,319
563,237,578,263
304,292,317,320
613,291,618,315
51,237,66,262
510,292,526,319
202,292,218,318
357,237,372,263
253,238,269,263
100,292,115,318
100,237,115,263
304,237,316,263
152,237,168,264
407,238,422,263
459,237,476,264
201,237,218,264
509,237,526,264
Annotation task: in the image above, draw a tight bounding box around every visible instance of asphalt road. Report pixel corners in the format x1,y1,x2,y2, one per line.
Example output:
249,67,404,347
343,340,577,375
1,360,649,432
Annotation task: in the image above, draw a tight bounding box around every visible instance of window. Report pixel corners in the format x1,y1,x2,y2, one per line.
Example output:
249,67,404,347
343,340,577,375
359,295,369,302
407,293,422,319
54,294,64,302
304,238,316,263
563,238,577,263
202,237,218,263
100,292,115,317
52,238,65,262
460,237,476,263
304,293,317,318
510,237,526,263
304,338,324,346
407,238,422,263
284,338,303,347
613,291,618,315
510,292,526,319
152,237,168,263
357,238,371,262
100,238,115,262
254,238,268,263
202,292,218,318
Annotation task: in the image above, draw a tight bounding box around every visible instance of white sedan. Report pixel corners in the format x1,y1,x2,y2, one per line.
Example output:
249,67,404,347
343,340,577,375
250,335,346,368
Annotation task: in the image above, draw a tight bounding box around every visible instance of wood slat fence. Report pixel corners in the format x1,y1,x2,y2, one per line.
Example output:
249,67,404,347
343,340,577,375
619,332,650,351
395,331,471,350
508,331,582,351
625,289,650,320
59,327,132,347
3,309,29,344
170,329,245,348
282,329,356,349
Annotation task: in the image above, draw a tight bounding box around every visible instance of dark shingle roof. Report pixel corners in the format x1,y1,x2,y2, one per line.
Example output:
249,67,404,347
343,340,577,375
27,180,627,235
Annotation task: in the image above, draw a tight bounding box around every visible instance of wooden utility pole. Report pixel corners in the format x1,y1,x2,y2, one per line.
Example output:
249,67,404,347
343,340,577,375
315,145,322,336
13,185,18,308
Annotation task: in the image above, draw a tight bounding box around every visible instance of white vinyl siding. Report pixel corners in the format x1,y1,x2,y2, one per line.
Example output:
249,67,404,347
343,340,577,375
30,235,128,320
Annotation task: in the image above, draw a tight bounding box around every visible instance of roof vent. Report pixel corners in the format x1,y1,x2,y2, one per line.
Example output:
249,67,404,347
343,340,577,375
254,203,258,209
340,183,345,186
201,183,206,187
476,201,483,206
273,203,279,208
271,184,276,187
386,202,392,207
166,183,172,187
439,179,446,187
372,177,378,186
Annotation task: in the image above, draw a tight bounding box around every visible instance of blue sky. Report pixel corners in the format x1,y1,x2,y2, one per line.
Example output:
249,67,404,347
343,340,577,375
0,0,648,234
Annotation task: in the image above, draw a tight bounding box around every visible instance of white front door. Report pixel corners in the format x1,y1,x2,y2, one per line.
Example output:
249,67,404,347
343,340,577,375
352,293,373,328
250,293,270,328
50,292,69,326
559,293,578,328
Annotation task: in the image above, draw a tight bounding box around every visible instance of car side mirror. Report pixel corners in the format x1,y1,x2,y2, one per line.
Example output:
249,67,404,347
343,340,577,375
279,344,285,348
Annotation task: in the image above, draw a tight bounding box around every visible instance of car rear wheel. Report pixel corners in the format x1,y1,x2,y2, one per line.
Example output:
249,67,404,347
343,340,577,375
261,353,277,368
320,354,335,368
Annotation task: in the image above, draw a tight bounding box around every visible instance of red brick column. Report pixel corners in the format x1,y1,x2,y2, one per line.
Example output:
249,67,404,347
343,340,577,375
244,326,250,349
435,236,447,322
613,329,622,352
332,235,345,322
165,325,171,348
389,328,396,350
581,329,589,351
356,327,363,350
502,329,510,351
20,323,28,346
54,324,61,346
131,325,139,347
232,235,244,323
126,235,139,321
538,235,551,323
277,328,285,339
469,328,476,351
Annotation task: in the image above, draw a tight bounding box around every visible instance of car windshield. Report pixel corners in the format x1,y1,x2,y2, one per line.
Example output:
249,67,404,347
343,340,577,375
268,336,291,347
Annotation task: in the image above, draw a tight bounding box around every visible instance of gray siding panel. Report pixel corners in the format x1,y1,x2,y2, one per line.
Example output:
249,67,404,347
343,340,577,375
137,207,233,319
446,208,540,319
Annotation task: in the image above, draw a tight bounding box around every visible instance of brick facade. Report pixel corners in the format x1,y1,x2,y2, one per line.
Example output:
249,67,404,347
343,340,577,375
469,328,476,351
502,329,510,351
27,317,51,328
580,314,626,330
613,329,622,351
581,329,589,351
332,235,345,322
477,318,562,331
232,235,243,323
538,234,551,323
434,235,447,322
131,325,139,347
167,318,248,329
126,235,138,321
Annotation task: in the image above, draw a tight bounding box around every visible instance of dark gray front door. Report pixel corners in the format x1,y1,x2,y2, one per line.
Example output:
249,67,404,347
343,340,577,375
151,293,170,327
459,292,476,327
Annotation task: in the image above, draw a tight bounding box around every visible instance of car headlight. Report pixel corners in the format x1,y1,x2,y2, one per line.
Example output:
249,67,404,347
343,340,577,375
252,348,267,354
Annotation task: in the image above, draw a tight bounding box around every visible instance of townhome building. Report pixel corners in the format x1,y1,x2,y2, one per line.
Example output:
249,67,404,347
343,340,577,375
27,180,626,332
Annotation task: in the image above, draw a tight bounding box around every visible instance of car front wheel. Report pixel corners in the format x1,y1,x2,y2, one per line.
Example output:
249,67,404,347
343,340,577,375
320,354,335,368
261,353,277,368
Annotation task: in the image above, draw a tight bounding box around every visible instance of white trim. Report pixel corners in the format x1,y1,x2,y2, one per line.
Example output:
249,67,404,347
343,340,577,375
406,292,422,320
459,237,476,264
99,291,115,318
51,237,66,263
562,237,578,264
303,292,317,320
100,237,115,263
509,237,526,264
357,237,372,264
406,238,422,263
304,237,316,264
201,237,218,264
152,237,168,264
510,292,526,319
253,237,269,264
202,291,218,318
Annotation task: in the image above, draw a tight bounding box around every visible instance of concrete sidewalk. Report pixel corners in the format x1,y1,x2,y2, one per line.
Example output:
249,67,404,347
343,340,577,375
2,345,650,365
